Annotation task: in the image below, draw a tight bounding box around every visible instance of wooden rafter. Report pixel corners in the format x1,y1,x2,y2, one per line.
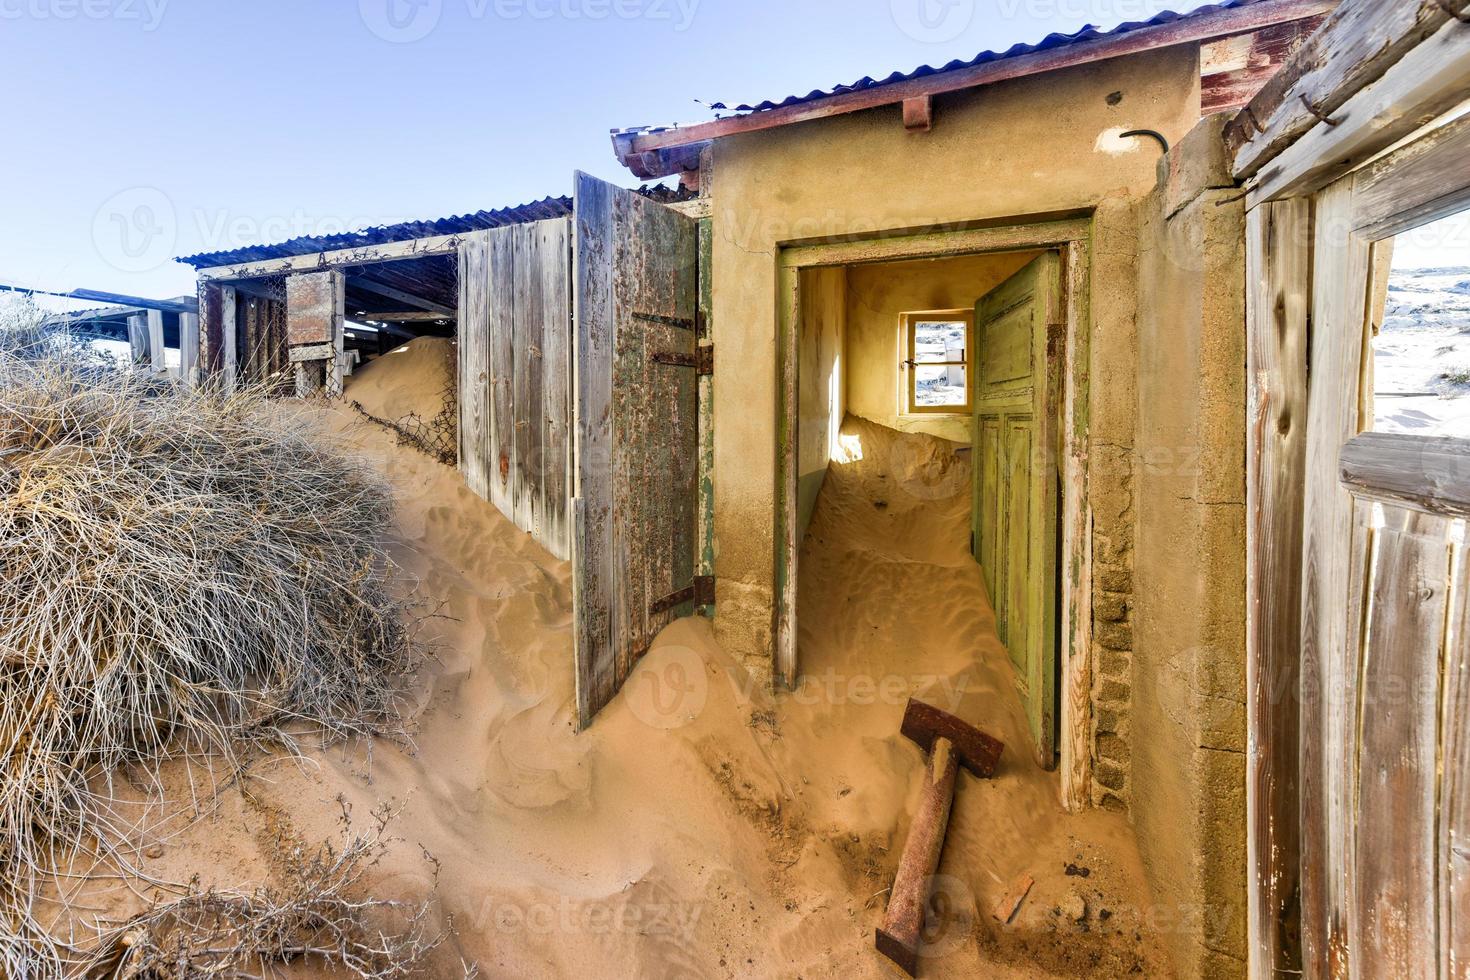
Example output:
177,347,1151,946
350,274,455,316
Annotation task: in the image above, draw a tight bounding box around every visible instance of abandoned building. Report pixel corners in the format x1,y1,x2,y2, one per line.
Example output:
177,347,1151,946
163,0,1470,975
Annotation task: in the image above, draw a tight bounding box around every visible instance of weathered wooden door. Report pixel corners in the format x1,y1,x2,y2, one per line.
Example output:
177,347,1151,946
571,172,701,728
972,252,1063,768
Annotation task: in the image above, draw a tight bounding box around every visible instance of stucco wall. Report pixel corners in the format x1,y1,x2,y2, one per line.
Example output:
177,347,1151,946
845,252,1039,443
1131,114,1248,980
706,43,1201,683
797,265,846,540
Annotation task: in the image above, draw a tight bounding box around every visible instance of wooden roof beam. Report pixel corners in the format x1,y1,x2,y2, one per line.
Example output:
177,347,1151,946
349,273,455,316
903,95,933,133
196,232,465,282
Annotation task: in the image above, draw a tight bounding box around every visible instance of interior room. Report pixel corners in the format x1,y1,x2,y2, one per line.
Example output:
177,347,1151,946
792,246,1068,770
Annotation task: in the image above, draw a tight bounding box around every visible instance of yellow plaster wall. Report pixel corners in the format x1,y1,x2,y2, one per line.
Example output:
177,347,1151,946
707,44,1201,677
845,251,1040,444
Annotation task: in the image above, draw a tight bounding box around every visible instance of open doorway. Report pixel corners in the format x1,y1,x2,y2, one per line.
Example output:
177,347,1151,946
783,238,1072,771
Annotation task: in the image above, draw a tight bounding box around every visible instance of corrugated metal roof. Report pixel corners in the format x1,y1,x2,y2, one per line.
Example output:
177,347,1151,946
176,196,573,269
626,0,1263,129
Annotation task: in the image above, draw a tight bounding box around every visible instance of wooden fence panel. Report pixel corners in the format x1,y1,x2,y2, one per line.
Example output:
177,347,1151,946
456,218,572,560
539,219,573,557
513,222,545,539
458,235,490,500
488,226,517,520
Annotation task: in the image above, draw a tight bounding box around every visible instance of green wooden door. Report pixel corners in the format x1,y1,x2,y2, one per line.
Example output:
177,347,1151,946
972,253,1064,769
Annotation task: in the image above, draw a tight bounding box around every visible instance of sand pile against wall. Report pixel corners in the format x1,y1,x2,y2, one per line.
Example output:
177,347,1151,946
62,346,1174,977
345,337,455,425
345,337,458,464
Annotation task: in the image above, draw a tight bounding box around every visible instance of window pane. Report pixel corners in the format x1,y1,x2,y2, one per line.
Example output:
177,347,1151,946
915,364,967,407
914,320,966,364
1372,209,1470,437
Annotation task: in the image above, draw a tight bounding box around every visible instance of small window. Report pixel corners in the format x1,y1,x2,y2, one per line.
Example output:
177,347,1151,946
902,310,973,414
1367,208,1470,437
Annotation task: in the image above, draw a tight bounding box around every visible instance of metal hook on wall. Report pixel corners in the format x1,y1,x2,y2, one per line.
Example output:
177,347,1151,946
1120,129,1170,155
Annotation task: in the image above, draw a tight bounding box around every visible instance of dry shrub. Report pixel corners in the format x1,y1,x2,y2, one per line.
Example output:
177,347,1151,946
0,296,111,367
0,354,422,975
86,807,434,979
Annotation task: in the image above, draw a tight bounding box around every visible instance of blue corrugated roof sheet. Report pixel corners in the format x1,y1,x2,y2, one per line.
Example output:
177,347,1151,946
176,196,573,269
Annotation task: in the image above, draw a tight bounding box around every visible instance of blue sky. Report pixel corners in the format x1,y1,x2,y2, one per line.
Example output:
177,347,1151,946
1,0,1222,304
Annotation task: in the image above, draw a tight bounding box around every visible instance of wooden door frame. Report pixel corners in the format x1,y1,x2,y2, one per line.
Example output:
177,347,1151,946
1239,5,1470,974
775,215,1095,809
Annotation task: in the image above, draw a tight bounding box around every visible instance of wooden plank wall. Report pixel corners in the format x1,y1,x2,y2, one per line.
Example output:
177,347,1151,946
457,218,573,560
571,172,698,727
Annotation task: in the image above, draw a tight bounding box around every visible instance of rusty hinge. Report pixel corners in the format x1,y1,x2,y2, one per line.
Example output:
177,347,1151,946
651,575,715,615
652,351,698,369
634,311,696,331
651,347,713,376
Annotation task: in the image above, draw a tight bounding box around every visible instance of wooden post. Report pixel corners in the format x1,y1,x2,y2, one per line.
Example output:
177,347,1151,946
328,278,346,398
146,309,166,376
1244,198,1311,978
220,286,238,392
179,312,199,385
126,314,148,369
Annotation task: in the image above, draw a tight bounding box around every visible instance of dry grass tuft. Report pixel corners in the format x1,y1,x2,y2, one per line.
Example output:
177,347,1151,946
0,352,423,975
